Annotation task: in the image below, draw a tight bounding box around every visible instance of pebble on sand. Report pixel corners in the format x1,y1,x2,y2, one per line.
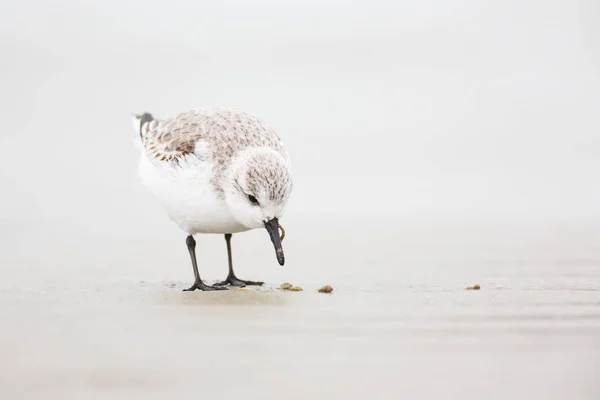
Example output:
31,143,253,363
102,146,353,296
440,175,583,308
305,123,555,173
318,285,334,294
466,284,481,290
280,282,303,292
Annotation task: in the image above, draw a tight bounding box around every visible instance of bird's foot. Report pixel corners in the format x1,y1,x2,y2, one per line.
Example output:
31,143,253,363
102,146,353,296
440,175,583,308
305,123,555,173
183,280,228,292
213,275,264,288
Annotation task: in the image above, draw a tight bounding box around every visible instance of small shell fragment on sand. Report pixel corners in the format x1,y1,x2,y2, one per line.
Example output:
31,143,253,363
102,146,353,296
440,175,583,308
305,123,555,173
280,282,303,292
466,284,481,290
318,285,334,294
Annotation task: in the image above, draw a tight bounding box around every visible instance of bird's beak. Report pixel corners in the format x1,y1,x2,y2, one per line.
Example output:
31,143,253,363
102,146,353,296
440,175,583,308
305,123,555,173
264,217,285,266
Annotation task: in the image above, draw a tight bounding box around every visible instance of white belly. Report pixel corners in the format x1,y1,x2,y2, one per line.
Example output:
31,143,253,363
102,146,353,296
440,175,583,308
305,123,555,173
137,154,250,234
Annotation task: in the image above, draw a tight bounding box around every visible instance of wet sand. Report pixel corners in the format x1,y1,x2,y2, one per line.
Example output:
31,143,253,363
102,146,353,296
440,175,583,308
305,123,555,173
1,218,599,399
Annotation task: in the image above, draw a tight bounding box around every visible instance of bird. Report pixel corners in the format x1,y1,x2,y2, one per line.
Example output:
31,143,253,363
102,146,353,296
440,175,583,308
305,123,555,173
132,107,293,291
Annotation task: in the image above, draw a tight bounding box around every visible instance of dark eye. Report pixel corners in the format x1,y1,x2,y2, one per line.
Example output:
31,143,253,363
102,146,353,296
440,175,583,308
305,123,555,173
248,195,259,205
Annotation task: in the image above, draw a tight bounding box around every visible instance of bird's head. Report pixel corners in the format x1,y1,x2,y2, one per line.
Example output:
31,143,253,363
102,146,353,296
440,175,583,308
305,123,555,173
224,147,292,265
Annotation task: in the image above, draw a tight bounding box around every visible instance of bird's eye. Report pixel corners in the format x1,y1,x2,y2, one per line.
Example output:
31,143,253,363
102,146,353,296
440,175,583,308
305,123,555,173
248,195,259,205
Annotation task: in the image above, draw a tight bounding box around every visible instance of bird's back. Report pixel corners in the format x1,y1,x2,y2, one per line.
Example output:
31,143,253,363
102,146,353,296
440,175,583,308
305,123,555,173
140,108,287,167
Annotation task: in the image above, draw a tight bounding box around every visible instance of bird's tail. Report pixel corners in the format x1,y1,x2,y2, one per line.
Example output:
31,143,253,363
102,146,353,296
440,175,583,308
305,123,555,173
131,112,156,140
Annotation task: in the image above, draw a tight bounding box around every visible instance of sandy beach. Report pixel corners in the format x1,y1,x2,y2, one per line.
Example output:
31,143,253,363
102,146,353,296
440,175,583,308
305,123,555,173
1,218,599,399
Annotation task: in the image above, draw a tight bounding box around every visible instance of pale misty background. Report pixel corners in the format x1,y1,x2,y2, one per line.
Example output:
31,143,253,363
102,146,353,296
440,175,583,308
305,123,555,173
1,0,600,399
1,0,599,229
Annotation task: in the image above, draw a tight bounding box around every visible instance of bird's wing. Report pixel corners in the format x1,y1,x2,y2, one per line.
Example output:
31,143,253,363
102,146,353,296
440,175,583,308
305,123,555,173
141,108,286,164
141,111,206,163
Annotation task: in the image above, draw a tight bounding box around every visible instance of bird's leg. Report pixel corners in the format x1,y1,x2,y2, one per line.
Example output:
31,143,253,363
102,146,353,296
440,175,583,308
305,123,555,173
183,235,227,291
214,234,264,287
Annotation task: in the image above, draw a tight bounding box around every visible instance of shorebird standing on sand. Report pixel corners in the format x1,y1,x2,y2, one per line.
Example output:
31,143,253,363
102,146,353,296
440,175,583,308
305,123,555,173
132,108,292,291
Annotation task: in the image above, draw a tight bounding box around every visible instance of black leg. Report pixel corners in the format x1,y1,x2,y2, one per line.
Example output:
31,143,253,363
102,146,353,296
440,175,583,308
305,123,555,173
214,234,264,287
183,235,227,291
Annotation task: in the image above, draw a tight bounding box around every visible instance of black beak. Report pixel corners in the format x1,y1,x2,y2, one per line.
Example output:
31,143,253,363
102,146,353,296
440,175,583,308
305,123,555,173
264,217,285,266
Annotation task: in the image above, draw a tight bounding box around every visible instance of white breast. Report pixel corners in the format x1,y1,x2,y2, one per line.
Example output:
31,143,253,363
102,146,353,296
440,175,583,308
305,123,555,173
137,153,249,235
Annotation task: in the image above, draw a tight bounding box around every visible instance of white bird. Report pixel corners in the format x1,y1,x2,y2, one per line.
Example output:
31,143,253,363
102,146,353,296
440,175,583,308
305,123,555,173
132,107,293,291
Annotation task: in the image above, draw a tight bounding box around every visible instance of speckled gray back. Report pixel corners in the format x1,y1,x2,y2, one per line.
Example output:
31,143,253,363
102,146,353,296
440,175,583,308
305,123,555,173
141,108,287,165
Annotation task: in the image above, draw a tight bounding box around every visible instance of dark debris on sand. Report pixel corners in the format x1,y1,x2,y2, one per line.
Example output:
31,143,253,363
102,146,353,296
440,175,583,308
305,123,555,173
280,282,303,292
318,285,334,294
